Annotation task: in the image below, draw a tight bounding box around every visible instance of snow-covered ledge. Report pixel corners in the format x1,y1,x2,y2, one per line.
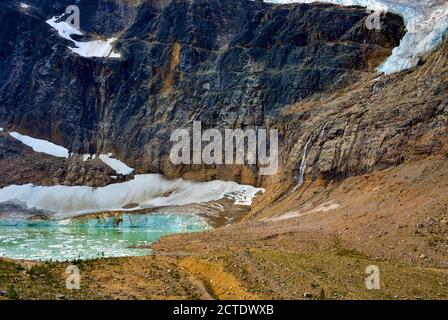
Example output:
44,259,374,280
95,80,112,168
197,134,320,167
7,131,134,175
46,16,121,58
9,131,69,158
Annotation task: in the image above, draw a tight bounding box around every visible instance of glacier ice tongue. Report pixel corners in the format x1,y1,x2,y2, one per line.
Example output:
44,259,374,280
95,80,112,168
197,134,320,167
0,174,264,217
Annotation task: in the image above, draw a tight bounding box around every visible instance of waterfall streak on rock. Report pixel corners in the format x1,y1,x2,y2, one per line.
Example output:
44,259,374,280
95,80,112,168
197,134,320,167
292,123,329,192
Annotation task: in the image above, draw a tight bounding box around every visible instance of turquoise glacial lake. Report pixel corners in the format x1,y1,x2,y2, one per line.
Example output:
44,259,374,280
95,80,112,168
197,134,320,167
0,214,209,261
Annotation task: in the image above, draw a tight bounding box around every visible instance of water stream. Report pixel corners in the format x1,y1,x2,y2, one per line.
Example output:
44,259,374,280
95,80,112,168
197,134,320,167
292,123,329,192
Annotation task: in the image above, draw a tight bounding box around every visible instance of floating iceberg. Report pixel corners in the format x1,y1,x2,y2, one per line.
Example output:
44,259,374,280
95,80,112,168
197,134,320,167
0,213,209,261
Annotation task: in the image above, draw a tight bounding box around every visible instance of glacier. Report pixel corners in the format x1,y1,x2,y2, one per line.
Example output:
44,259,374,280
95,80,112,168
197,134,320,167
263,0,448,74
0,174,264,217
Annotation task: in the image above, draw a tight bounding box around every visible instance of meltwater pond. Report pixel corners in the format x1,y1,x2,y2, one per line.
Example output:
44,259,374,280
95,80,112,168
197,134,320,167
0,214,209,261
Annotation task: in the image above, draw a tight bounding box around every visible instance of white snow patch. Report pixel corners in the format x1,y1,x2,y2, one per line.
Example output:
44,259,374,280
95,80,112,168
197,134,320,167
81,154,92,161
267,200,340,221
46,17,121,58
309,201,340,213
46,16,83,40
7,132,132,175
71,37,121,58
0,174,264,217
80,154,97,161
99,153,134,175
20,3,30,9
9,132,69,158
233,190,264,206
261,1,448,74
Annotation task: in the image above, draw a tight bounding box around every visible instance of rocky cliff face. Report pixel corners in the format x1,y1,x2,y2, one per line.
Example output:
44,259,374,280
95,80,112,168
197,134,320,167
2,0,433,192
0,132,130,188
264,35,448,206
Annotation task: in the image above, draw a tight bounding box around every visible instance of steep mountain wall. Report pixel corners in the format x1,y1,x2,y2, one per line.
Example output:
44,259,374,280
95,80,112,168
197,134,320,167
3,0,443,192
0,0,406,186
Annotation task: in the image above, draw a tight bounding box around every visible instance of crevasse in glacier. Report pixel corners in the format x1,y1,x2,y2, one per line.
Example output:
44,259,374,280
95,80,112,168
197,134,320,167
263,0,448,74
